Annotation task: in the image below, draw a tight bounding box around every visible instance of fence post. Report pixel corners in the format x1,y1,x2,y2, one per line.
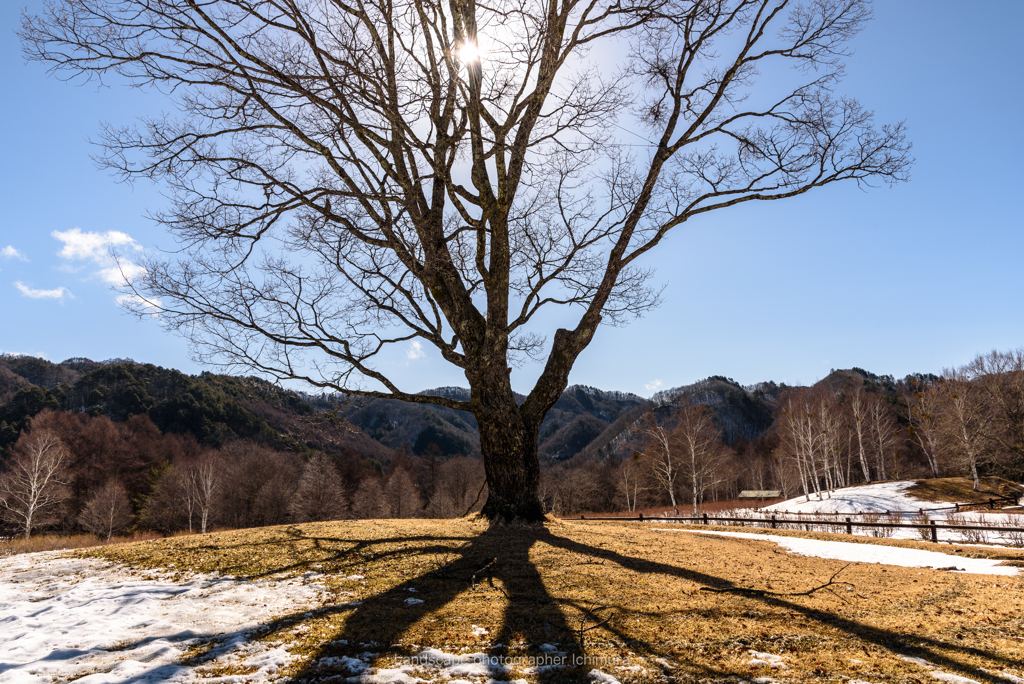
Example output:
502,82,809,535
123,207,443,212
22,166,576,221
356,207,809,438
989,499,994,510
771,514,777,530
930,520,938,543
580,514,585,520
955,503,960,512
845,517,852,535
703,513,709,525
638,513,644,521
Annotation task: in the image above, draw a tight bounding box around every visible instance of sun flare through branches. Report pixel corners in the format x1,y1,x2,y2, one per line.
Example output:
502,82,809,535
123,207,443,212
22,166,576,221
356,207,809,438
457,39,481,64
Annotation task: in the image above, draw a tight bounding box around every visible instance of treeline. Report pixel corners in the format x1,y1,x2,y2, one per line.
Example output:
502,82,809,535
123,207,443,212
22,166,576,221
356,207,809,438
3,349,1023,534
541,350,1024,516
0,408,484,539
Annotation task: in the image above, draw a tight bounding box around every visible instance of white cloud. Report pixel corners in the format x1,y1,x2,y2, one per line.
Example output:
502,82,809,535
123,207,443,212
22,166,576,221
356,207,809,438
115,293,163,316
406,340,425,360
52,228,141,262
14,281,73,301
2,246,28,261
51,228,147,297
98,262,148,286
645,379,663,392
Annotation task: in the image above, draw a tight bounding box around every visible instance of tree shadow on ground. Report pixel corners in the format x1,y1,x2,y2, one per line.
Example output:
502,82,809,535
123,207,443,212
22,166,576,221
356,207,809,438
259,522,1018,684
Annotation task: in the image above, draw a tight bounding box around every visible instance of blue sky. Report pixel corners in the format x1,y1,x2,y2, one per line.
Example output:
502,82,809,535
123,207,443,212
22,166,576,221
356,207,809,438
1,1,1022,397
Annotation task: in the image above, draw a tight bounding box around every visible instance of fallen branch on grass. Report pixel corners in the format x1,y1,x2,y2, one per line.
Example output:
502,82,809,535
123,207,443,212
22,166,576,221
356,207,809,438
575,604,614,655
700,563,855,603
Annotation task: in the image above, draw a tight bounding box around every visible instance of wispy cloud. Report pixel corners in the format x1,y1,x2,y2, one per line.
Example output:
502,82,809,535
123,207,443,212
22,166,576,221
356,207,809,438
52,228,147,290
115,293,163,316
98,262,148,286
645,379,663,392
407,340,425,360
14,281,73,301
2,246,28,261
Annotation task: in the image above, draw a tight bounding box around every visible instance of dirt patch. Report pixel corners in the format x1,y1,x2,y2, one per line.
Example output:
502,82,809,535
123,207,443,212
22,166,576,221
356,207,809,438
906,477,1023,505
78,518,1024,684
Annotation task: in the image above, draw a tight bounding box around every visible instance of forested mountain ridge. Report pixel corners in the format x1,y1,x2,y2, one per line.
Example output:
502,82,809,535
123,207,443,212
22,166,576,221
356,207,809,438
302,384,652,462
1,354,771,466
0,355,657,464
0,355,389,460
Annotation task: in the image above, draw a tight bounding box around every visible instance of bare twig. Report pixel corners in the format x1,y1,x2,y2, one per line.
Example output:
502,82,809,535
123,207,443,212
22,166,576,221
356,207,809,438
462,481,487,518
700,563,855,601
470,557,497,589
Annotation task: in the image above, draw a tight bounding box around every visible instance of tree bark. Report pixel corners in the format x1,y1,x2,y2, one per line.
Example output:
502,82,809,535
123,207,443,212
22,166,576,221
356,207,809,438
471,375,546,522
477,414,545,522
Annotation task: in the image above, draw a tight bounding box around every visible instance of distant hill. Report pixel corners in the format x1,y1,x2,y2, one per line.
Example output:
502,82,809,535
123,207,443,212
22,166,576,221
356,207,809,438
5,353,914,467
537,386,650,462
0,356,657,464
651,376,776,443
0,355,391,462
330,389,481,458
316,384,651,463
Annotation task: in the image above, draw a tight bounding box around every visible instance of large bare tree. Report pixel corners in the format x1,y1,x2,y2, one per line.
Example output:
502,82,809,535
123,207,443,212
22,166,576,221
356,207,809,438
22,0,911,520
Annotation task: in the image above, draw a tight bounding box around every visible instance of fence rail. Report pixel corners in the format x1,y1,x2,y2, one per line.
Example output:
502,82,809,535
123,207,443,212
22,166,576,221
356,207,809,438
569,512,1024,544
764,494,1020,516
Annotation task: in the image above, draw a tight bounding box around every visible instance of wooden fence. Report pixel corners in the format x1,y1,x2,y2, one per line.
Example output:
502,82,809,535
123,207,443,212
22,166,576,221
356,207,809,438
763,493,1020,516
569,511,1024,544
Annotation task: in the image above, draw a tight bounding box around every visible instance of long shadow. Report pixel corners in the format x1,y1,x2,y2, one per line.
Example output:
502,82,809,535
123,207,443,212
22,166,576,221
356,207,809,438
281,523,765,682
291,524,585,683
138,522,1020,683
540,526,1019,682
184,526,475,581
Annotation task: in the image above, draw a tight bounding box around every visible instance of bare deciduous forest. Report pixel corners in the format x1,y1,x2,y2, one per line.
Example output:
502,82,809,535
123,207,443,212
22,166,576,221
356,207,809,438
1,348,1022,539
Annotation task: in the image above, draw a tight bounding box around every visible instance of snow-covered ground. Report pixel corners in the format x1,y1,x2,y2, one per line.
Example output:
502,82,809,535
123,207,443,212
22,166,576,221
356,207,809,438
0,551,328,683
656,529,1018,576
719,481,1024,546
762,481,1014,515
765,481,936,514
0,553,629,684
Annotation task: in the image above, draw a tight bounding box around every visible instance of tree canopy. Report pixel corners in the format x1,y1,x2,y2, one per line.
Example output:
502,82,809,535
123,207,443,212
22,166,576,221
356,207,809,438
22,0,912,519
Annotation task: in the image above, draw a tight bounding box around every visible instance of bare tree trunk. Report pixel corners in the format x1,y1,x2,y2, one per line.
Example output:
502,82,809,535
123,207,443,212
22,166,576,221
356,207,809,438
477,402,544,522
851,390,873,483
868,397,896,481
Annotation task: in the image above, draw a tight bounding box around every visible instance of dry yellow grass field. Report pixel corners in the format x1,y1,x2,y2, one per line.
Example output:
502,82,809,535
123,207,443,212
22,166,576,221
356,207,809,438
81,518,1024,683
0,531,163,556
905,477,1024,506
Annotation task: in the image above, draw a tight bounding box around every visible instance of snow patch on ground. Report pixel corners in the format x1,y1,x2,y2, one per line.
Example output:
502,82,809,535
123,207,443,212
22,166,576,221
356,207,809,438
656,529,1018,575
0,550,327,683
931,672,982,684
331,648,528,683
748,650,787,669
765,481,925,514
343,665,425,683
895,649,1019,684
985,671,1024,684
588,669,622,684
752,481,1024,545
